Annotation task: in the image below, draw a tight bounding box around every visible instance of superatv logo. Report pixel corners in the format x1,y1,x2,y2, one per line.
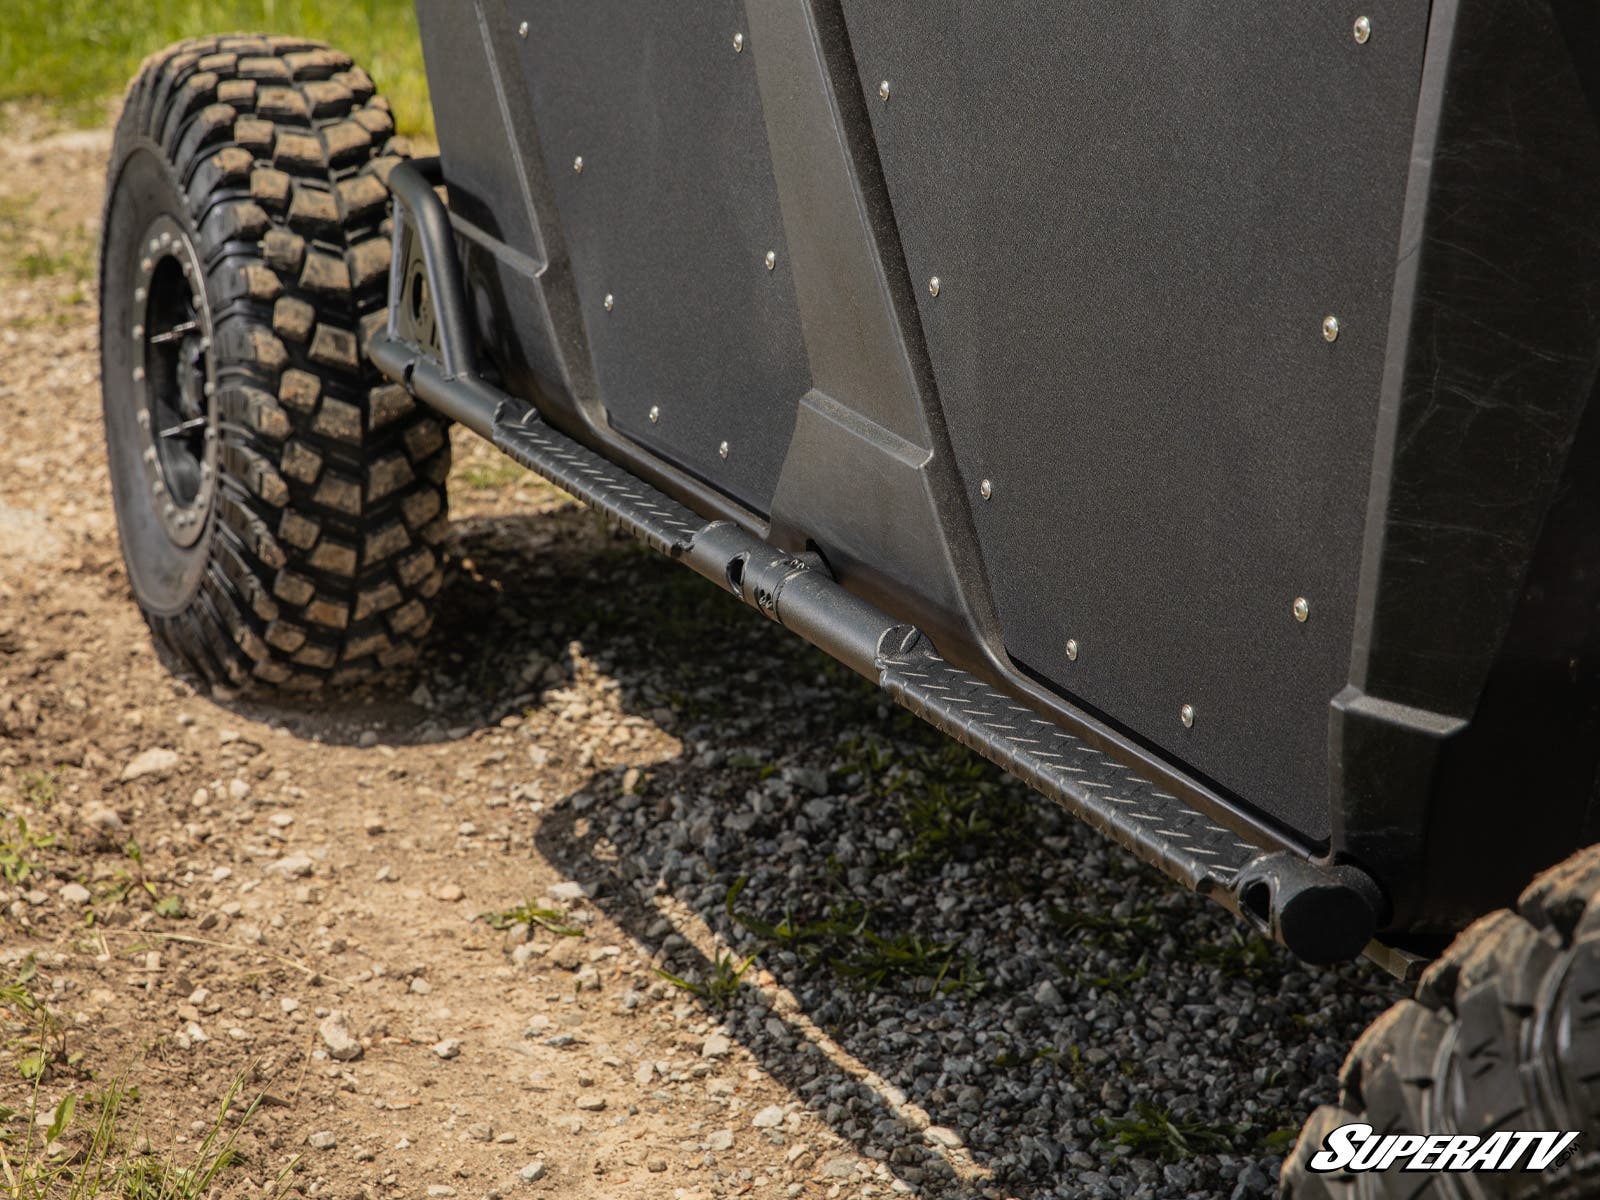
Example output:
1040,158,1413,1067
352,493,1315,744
1310,1123,1579,1173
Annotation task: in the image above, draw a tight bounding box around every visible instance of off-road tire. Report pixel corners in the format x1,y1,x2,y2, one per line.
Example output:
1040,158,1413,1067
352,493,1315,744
1281,845,1600,1198
100,34,449,691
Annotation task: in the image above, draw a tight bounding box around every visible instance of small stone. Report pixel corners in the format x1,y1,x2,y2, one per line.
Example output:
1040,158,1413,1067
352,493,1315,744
549,881,586,901
646,1156,667,1173
228,778,252,801
433,883,464,902
307,1131,336,1150
432,1038,462,1060
1034,979,1065,1010
426,1187,456,1198
319,1010,363,1061
410,977,433,995
363,813,386,835
518,1161,546,1183
752,1105,784,1129
574,1095,606,1112
265,854,314,879
701,1033,732,1058
923,1126,961,1148
707,1129,734,1152
59,882,91,906
280,997,299,1014
621,767,641,794
466,1122,493,1141
122,748,179,781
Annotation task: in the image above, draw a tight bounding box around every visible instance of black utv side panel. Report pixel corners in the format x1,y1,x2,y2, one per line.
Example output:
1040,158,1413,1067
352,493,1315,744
512,0,811,516
407,0,1600,943
840,1,1429,839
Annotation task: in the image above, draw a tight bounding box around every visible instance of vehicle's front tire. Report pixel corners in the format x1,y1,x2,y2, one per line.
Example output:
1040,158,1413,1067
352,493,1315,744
100,34,449,691
1281,845,1600,1198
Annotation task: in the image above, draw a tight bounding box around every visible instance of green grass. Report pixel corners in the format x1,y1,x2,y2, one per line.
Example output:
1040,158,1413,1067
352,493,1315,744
655,950,756,1011
0,0,433,137
1096,1102,1241,1162
0,817,56,887
726,878,985,998
480,901,584,938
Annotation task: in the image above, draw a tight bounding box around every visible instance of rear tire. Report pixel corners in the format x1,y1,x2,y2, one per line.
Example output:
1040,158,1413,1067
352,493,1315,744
99,34,449,691
1281,845,1600,1198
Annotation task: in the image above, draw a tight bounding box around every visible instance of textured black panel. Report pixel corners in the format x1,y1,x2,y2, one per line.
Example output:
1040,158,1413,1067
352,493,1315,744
842,1,1428,835
513,0,810,515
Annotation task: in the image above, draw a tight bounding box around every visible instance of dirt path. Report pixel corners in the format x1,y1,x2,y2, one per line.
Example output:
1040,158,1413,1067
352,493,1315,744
0,109,1403,1200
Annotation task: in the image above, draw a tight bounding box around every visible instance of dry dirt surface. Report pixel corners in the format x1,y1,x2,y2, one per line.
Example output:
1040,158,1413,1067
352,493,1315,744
0,109,1407,1200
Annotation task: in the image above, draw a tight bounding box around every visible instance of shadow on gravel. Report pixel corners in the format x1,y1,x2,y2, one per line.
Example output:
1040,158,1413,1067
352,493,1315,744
220,500,1407,1199
405,511,1411,1200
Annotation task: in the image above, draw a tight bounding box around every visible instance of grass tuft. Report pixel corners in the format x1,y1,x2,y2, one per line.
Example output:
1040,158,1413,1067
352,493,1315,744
655,950,756,1011
480,902,583,938
1097,1101,1240,1162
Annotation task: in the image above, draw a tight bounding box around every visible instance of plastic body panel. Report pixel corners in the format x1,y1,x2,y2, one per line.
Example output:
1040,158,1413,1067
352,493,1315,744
839,2,1430,838
410,0,1600,939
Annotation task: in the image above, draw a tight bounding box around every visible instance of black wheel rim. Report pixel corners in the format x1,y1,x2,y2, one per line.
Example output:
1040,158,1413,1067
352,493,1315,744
129,213,217,549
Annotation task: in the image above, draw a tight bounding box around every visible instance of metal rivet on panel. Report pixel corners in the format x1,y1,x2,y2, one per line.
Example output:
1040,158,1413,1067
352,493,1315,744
1322,314,1339,342
518,20,529,38
1180,703,1195,729
132,366,145,382
1293,596,1310,623
649,405,660,424
928,276,941,297
132,324,144,339
878,80,891,101
603,293,614,312
573,155,584,174
1353,15,1371,43
764,250,776,271
733,32,744,52
1065,638,1079,662
719,441,730,460
979,478,992,500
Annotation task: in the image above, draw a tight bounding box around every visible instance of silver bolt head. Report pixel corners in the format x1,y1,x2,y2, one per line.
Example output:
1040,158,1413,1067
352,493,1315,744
1293,596,1311,623
132,324,144,339
1065,638,1079,662
1322,314,1340,342
603,293,615,312
648,405,660,424
134,287,146,303
718,440,730,460
979,478,992,500
1180,703,1195,729
1353,15,1371,43
140,257,153,273
733,31,744,52
878,80,891,101
518,20,529,37
928,275,941,297
132,366,145,382
764,250,776,271
573,155,584,174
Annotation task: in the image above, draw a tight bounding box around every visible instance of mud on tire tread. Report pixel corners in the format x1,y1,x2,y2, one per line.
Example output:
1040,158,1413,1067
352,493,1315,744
1280,845,1600,1199
103,35,447,690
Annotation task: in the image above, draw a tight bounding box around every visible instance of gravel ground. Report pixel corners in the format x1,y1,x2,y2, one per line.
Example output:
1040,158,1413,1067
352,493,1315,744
0,105,1407,1200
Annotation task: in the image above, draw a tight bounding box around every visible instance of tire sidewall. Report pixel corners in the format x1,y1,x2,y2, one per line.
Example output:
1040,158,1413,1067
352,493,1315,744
100,136,213,618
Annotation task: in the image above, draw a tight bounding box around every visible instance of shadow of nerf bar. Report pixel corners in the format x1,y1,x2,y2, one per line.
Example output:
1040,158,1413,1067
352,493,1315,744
369,157,1394,971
